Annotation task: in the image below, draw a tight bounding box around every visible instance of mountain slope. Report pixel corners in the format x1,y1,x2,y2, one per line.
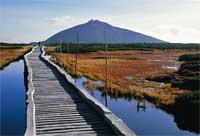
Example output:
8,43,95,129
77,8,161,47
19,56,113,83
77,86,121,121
45,19,166,43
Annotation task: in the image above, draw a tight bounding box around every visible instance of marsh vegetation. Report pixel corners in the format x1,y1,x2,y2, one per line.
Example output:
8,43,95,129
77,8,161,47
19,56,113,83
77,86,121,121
45,43,200,107
0,43,32,69
43,43,200,134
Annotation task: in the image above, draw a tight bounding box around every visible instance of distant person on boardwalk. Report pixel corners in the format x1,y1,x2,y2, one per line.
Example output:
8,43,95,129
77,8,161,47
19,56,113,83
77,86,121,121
39,42,41,47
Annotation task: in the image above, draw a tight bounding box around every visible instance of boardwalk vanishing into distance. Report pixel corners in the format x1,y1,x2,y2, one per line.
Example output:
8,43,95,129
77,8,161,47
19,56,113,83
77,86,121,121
24,46,135,136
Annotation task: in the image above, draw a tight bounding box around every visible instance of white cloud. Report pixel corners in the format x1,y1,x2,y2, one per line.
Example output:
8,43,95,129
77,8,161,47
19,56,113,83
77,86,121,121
47,16,75,27
150,25,200,43
190,0,200,3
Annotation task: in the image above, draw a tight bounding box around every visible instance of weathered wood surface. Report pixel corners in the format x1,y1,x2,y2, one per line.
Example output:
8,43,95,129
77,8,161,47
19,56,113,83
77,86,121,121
27,47,116,135
25,46,136,136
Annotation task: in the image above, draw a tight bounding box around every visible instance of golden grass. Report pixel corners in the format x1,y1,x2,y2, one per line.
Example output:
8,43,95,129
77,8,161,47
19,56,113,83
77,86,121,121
46,47,199,106
0,46,32,69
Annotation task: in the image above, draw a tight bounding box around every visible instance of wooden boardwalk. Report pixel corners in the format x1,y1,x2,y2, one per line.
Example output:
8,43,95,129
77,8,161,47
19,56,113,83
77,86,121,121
27,47,116,135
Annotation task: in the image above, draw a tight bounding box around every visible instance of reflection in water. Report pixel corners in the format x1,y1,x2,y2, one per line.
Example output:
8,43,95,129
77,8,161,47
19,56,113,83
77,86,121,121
174,103,199,134
103,91,108,107
136,99,146,112
75,76,198,136
0,60,26,136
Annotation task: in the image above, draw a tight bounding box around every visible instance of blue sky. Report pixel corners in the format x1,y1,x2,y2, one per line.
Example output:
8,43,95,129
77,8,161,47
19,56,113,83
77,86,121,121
1,0,200,43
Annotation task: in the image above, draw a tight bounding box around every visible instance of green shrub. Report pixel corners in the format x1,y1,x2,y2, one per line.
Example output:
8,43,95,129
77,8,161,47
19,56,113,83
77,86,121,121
178,54,200,61
179,61,200,72
146,74,175,83
172,76,200,91
175,91,200,104
0,42,28,50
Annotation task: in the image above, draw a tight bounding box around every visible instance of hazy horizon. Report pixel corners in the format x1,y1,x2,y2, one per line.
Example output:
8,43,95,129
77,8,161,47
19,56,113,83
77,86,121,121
1,0,200,43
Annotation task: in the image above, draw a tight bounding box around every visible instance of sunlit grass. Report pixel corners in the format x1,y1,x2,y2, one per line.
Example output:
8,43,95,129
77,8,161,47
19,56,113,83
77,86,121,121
46,46,199,106
0,45,32,69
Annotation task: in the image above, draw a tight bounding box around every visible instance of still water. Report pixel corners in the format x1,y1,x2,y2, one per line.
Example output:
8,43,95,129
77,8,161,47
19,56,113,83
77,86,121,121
0,59,198,136
0,60,26,136
75,76,198,136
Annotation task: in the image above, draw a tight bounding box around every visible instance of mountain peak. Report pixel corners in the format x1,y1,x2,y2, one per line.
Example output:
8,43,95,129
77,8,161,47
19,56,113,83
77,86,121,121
88,19,100,23
87,19,107,25
88,19,95,22
45,20,166,43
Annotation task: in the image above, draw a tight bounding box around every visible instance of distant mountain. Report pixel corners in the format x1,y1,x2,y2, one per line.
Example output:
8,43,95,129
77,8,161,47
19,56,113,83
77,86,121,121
45,19,166,44
29,42,39,45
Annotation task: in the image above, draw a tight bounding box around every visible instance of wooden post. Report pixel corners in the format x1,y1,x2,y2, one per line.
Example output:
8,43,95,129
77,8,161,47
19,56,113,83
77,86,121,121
57,42,59,53
46,43,48,53
75,32,78,82
104,25,108,107
67,41,69,64
60,41,62,66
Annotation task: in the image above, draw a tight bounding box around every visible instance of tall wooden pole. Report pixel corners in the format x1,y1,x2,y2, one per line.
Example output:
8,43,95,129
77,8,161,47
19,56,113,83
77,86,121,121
57,42,58,52
46,43,48,52
67,41,69,64
75,32,78,82
60,41,62,66
105,25,108,107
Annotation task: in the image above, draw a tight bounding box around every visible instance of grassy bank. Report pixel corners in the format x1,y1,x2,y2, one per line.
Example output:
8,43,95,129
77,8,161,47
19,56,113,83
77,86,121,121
147,53,200,133
0,44,32,69
45,46,199,133
149,53,200,91
45,46,200,106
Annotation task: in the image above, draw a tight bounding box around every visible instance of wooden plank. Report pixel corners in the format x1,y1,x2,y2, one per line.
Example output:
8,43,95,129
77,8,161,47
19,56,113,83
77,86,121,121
27,46,116,136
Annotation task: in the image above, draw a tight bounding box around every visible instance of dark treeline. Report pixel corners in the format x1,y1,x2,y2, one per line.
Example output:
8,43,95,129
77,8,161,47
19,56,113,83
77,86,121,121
0,42,29,49
46,43,200,53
